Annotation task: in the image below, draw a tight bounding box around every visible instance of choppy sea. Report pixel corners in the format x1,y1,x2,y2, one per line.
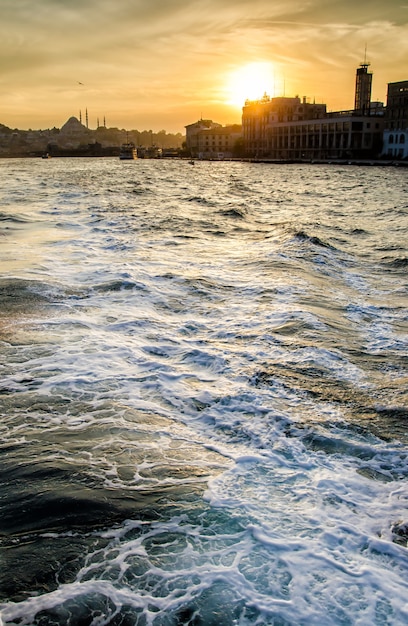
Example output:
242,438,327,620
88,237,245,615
0,158,407,625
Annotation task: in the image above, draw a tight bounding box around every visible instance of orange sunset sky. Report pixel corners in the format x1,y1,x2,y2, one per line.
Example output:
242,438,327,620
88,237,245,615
1,0,408,133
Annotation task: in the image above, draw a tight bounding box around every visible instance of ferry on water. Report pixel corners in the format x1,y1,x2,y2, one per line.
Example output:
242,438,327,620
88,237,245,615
119,141,137,160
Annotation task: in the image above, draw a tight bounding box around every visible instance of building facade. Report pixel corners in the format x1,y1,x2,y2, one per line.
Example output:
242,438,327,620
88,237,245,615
354,63,372,115
266,112,383,161
185,120,222,157
195,124,242,159
382,80,408,159
242,64,385,160
243,95,327,158
185,120,242,159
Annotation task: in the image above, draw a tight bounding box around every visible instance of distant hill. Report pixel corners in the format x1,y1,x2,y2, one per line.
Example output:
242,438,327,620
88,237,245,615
0,118,185,157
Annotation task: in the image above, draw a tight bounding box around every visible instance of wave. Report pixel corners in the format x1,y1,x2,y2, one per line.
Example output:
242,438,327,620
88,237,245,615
92,279,148,293
220,206,247,219
187,195,217,206
1,159,407,626
0,212,31,224
0,278,56,313
293,230,336,249
382,256,408,269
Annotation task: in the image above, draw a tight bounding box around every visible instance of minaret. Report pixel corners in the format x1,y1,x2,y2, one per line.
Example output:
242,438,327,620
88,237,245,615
79,110,82,124
354,53,372,115
86,108,89,128
104,116,106,128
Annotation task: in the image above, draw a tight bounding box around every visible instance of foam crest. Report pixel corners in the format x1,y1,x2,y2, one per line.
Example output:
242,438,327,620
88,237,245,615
0,160,407,625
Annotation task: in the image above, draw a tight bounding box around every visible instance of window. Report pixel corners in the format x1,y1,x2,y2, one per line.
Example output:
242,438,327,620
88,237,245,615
389,134,394,144
400,134,405,144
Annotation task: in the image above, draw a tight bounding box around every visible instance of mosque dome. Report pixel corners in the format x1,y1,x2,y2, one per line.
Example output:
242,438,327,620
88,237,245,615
60,117,88,135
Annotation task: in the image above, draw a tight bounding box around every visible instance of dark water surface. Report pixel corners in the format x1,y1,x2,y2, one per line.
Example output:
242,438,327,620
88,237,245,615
0,159,407,625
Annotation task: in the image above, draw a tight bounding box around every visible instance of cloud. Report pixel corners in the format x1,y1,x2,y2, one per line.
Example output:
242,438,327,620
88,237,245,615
0,0,407,130
1,1,406,73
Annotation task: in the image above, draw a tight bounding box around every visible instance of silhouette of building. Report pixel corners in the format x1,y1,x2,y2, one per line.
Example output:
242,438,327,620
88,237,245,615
382,81,408,159
243,95,327,158
354,62,372,115
185,120,243,158
242,64,384,160
195,124,242,159
58,116,92,148
0,116,185,157
185,119,222,156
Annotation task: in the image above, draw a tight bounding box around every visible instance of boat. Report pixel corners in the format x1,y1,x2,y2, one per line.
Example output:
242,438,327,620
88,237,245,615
41,152,50,159
119,142,137,160
119,134,137,160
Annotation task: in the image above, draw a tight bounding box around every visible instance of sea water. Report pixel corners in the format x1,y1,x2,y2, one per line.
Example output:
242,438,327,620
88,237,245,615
0,158,407,625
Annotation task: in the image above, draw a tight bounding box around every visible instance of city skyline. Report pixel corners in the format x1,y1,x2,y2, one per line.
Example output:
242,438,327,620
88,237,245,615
1,1,408,133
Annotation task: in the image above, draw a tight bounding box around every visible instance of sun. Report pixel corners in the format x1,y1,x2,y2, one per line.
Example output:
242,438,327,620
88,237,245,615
226,62,275,107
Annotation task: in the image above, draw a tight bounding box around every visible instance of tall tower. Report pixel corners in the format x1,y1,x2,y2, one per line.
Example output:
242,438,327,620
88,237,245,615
354,61,372,115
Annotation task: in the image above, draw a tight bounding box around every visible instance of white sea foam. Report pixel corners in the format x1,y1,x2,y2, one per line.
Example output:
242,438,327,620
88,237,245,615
0,159,407,625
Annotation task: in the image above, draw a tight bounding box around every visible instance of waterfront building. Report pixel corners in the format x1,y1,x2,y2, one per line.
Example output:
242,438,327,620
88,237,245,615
382,80,408,159
266,110,383,161
195,124,242,159
243,95,327,159
185,119,222,157
354,62,373,115
242,65,385,161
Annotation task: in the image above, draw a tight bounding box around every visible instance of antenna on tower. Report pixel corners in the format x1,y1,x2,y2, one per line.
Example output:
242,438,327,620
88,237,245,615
361,44,370,68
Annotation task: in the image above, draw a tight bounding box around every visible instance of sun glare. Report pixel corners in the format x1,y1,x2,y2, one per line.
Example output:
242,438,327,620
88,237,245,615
226,62,275,107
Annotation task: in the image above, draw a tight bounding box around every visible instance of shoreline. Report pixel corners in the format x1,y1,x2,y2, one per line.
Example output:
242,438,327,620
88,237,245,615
0,154,407,167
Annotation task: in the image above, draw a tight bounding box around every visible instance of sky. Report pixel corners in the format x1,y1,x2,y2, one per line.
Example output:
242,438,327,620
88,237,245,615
1,0,408,133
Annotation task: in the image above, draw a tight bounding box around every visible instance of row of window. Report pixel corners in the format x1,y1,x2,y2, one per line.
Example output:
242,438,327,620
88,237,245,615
244,121,381,133
200,140,229,146
387,148,406,157
388,134,406,144
388,97,408,106
387,108,408,118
